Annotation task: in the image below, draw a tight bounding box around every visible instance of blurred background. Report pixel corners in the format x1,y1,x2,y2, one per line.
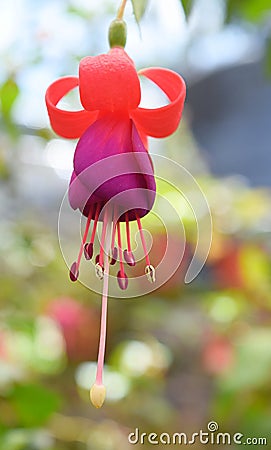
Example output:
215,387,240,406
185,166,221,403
1,0,271,449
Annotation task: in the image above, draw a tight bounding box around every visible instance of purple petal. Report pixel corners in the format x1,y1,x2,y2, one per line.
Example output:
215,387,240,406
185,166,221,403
72,114,156,221
68,170,101,216
68,170,89,211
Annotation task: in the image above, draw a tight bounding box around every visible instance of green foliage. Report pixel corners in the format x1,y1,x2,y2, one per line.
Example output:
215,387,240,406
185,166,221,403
131,0,149,24
0,428,55,450
180,0,193,18
10,384,61,427
226,0,271,23
265,38,271,77
0,78,19,120
0,152,11,181
220,329,271,391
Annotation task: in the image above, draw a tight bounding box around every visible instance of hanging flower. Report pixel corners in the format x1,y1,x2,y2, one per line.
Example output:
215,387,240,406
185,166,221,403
46,44,186,407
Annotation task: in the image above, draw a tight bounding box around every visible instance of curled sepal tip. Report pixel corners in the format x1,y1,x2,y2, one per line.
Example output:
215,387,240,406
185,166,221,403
90,383,106,408
145,264,155,283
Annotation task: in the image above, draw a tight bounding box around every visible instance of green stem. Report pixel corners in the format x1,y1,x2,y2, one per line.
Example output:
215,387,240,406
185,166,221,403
117,0,128,20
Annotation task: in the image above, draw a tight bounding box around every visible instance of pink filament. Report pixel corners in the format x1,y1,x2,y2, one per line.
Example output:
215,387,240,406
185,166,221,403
90,203,101,244
125,212,132,252
136,214,150,266
76,207,92,267
117,221,125,277
110,209,117,251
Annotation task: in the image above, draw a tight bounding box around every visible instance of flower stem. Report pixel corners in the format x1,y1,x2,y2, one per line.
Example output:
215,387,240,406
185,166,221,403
117,0,128,20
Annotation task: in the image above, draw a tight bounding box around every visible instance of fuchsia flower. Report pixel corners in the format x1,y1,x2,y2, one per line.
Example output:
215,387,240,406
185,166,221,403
46,46,186,407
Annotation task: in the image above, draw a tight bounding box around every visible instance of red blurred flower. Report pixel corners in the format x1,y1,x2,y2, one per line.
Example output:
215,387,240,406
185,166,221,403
214,241,244,289
202,335,234,375
47,297,99,362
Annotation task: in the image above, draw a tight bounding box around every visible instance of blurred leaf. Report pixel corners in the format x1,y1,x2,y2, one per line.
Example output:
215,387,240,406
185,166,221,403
0,78,19,120
219,329,271,391
67,5,91,19
11,384,60,427
225,0,240,21
181,0,193,17
242,0,271,22
240,245,270,291
265,38,271,78
131,0,148,24
226,0,271,23
0,152,11,181
36,128,54,141
0,429,54,450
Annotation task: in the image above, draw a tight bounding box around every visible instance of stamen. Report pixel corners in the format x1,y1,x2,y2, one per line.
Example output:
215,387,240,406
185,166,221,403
136,214,156,284
124,212,135,267
110,209,118,265
95,263,104,280
136,214,150,266
90,208,111,408
117,222,124,276
69,261,79,282
126,213,132,253
123,250,135,266
117,221,128,290
95,254,104,280
145,264,156,283
84,204,100,261
110,210,117,250
69,207,92,282
110,246,118,266
84,243,92,260
90,204,101,244
117,270,128,290
99,212,108,268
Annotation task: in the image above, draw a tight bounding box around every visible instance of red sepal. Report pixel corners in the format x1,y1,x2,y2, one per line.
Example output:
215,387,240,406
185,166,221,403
45,76,98,139
131,68,186,138
79,47,141,113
